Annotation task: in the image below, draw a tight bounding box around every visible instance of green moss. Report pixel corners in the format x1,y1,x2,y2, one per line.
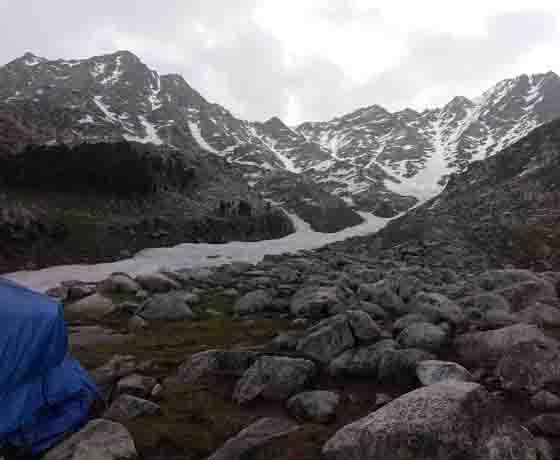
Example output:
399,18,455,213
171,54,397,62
71,312,293,375
124,380,255,457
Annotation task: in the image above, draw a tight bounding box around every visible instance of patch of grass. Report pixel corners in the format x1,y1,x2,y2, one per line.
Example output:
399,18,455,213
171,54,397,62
70,310,293,378
125,379,256,459
196,291,239,316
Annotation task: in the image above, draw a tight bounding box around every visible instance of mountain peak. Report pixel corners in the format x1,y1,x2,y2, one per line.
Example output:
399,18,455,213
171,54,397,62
108,50,141,62
444,96,474,110
264,116,288,129
9,52,46,67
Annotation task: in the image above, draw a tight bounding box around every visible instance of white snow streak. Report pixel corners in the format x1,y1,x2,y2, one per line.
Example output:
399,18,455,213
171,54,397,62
93,96,119,123
123,116,164,145
78,115,94,124
188,121,220,154
148,72,162,110
381,117,451,201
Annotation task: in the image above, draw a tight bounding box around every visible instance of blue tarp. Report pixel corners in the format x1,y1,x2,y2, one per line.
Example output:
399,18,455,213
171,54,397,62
0,279,99,456
0,279,68,394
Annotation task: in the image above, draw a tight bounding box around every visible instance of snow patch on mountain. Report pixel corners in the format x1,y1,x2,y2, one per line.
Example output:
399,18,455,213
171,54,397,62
93,96,119,123
188,121,221,154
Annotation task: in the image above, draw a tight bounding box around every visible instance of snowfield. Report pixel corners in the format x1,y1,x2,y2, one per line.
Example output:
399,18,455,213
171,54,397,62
5,212,391,293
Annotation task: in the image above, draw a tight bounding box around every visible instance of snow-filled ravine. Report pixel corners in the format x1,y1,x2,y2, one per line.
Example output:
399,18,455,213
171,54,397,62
5,212,392,293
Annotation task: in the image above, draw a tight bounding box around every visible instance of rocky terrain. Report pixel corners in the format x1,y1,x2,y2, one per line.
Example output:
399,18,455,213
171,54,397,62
0,141,294,273
3,51,560,218
32,118,560,460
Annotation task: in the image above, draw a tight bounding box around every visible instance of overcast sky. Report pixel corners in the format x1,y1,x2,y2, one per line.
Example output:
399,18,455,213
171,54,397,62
1,1,560,124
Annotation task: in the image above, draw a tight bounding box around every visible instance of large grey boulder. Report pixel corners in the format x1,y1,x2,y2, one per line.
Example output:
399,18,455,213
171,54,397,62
296,315,355,364
44,419,137,460
328,340,397,377
496,340,560,394
178,349,258,383
233,290,274,315
416,360,473,386
104,394,161,423
208,418,299,460
135,272,181,292
99,273,141,295
136,291,196,321
455,324,548,366
290,286,339,318
397,322,448,352
66,293,117,320
323,381,541,460
357,280,406,315
233,356,317,404
409,292,465,325
345,310,382,343
286,391,340,423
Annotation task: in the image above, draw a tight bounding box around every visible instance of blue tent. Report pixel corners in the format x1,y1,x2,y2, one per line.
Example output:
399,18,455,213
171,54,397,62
0,278,99,457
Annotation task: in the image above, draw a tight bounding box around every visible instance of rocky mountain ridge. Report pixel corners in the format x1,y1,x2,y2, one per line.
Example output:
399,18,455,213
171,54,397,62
2,51,560,217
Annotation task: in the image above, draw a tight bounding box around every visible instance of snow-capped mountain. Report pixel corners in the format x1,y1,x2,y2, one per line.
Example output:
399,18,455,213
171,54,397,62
293,72,560,206
2,50,560,217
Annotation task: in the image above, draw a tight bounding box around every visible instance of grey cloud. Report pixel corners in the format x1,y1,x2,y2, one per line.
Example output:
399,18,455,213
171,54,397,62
0,3,558,123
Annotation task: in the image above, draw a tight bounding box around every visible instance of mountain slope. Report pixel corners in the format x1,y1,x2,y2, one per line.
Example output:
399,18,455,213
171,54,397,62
2,51,560,218
330,117,560,272
0,51,364,231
